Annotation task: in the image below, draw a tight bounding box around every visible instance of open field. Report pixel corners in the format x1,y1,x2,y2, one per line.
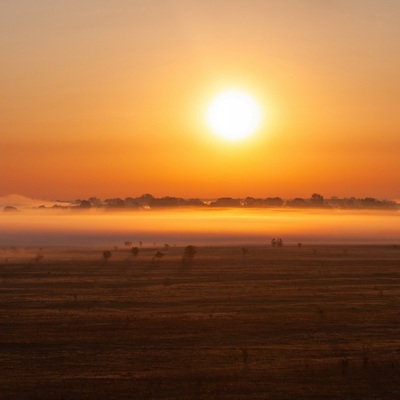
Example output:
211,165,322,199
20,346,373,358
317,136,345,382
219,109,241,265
1,245,400,399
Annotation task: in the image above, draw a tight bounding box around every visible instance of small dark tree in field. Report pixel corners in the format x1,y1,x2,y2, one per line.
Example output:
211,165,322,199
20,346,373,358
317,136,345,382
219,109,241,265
152,251,165,263
33,253,44,264
103,250,112,262
315,306,325,323
182,245,197,266
298,243,302,248
131,247,139,258
362,345,369,369
241,247,248,265
271,238,283,247
124,241,132,247
164,244,170,251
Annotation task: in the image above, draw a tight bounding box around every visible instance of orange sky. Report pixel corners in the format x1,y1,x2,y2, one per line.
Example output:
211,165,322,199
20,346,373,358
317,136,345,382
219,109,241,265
1,1,400,200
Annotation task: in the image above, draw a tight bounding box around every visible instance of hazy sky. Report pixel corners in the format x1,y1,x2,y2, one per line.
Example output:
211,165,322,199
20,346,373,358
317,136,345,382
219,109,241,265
2,0,400,200
2,208,400,246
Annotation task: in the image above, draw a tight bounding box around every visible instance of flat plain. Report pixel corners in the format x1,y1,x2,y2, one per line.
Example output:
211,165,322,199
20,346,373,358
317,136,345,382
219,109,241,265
1,245,400,399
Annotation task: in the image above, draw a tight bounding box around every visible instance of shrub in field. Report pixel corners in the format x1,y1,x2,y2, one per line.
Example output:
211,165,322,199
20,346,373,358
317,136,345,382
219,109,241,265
33,254,44,263
182,245,197,266
131,247,139,258
152,251,165,263
241,247,248,265
103,250,112,262
271,238,283,247
362,345,369,369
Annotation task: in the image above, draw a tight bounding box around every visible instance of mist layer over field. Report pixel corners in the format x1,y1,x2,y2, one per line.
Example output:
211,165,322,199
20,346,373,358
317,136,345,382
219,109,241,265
1,208,399,246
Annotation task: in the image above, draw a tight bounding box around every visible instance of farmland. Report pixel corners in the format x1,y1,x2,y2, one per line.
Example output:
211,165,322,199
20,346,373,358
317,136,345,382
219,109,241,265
1,245,400,399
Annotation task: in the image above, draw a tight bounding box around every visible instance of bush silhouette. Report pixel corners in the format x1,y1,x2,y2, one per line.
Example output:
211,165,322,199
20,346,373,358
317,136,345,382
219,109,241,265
152,251,165,263
182,245,197,266
103,250,112,262
131,247,139,258
33,254,44,264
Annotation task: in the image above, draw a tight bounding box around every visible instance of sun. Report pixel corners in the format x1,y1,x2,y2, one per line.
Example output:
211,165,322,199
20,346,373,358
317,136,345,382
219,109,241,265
207,90,262,141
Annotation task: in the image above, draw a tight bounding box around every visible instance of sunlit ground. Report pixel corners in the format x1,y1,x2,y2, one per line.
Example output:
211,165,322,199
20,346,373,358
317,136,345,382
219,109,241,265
1,208,399,246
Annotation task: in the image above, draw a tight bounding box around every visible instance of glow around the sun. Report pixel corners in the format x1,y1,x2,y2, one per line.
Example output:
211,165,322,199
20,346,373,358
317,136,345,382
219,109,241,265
207,90,262,141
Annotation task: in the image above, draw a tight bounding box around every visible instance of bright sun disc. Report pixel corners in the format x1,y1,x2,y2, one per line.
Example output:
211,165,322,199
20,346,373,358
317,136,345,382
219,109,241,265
207,90,261,141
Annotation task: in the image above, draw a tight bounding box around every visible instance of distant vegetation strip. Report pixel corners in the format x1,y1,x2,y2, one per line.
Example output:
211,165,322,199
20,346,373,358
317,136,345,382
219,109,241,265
3,193,398,212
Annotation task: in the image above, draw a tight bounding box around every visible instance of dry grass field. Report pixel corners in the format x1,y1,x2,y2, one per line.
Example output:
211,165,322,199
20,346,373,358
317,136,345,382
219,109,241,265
1,245,400,399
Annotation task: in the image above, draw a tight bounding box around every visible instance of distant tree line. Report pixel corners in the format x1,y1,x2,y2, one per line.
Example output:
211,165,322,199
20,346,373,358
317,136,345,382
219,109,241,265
31,193,399,211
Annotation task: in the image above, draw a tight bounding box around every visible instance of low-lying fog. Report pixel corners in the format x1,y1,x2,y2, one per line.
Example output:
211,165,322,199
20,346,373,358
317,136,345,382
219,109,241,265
1,208,399,246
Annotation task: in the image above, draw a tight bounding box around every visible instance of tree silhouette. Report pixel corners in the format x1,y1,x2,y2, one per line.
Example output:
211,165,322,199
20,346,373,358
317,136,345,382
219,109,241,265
103,250,112,262
286,198,308,207
104,198,125,208
264,197,284,207
182,245,197,266
130,247,139,258
271,238,283,247
78,200,91,208
33,253,44,263
241,247,248,265
310,193,325,207
152,251,165,263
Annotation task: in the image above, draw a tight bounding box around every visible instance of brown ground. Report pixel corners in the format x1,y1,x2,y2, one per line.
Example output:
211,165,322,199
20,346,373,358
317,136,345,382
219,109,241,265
1,245,400,399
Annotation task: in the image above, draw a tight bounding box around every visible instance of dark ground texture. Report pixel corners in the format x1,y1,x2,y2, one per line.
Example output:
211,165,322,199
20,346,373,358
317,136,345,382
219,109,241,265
1,245,400,399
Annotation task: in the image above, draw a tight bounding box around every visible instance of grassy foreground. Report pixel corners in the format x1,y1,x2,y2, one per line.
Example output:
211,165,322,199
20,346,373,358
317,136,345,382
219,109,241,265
1,245,400,399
